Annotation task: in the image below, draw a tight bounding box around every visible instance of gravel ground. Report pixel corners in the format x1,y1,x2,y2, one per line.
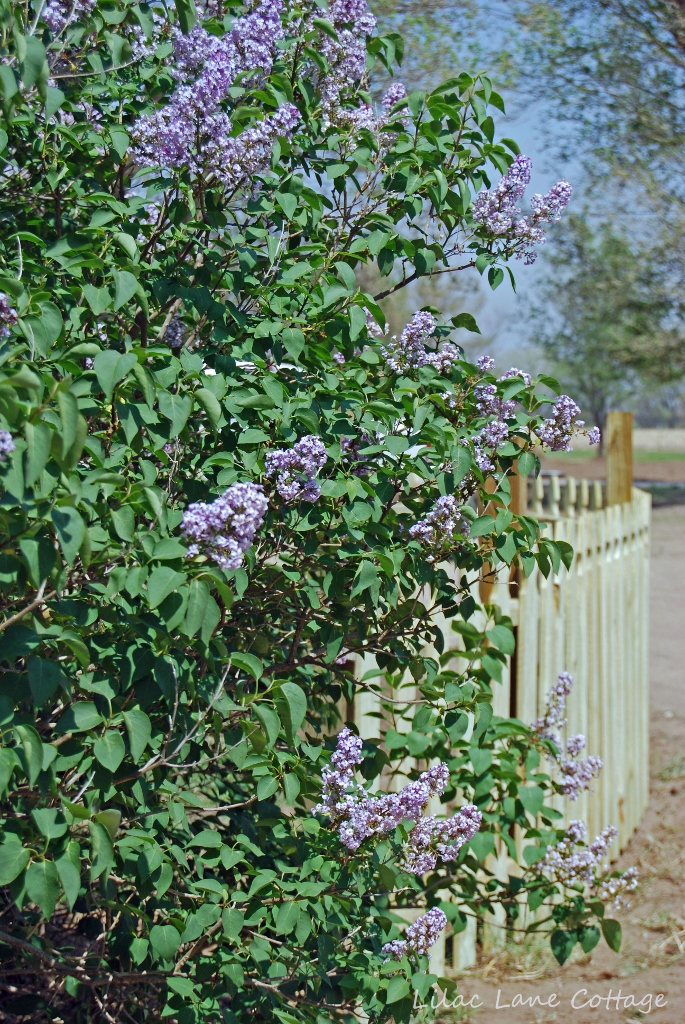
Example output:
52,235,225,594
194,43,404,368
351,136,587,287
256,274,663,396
441,504,685,1024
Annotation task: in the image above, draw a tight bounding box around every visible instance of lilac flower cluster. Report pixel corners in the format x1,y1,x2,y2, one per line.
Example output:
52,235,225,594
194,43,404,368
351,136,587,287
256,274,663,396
317,0,377,125
594,866,639,912
472,154,572,263
265,435,327,502
402,805,482,873
132,1,298,182
43,0,96,34
381,311,458,376
540,820,618,886
382,82,408,116
475,383,516,420
315,730,481,870
382,907,447,960
0,430,15,459
476,355,496,372
365,310,385,338
536,395,585,452
499,367,532,387
165,315,185,350
0,294,17,338
181,481,268,569
470,418,511,473
531,672,603,801
409,495,470,564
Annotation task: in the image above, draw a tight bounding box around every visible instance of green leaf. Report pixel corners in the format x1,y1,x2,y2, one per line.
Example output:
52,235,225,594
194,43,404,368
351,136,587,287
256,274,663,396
32,808,68,840
28,657,66,705
231,652,263,680
19,534,55,587
20,36,47,88
275,900,300,935
386,976,410,1003
486,624,515,655
0,842,30,885
223,907,244,939
88,822,114,879
51,506,86,566
257,774,279,800
56,701,102,734
112,271,139,311
580,925,601,953
519,785,545,816
551,928,577,965
173,0,197,34
110,505,135,542
56,843,81,910
158,392,193,435
45,85,65,119
601,918,622,952
184,579,210,637
94,809,122,839
0,748,18,796
283,772,300,805
150,923,181,961
452,312,481,334
253,704,280,748
83,285,112,316
278,682,307,740
147,566,187,609
130,937,149,964
195,387,222,429
123,708,151,762
517,450,535,477
14,724,44,785
24,422,53,487
93,730,126,772
93,350,138,401
26,859,60,919
351,560,379,596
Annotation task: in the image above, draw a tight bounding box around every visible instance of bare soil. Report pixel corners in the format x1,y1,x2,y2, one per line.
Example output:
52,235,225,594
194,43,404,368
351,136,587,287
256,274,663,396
442,504,685,1024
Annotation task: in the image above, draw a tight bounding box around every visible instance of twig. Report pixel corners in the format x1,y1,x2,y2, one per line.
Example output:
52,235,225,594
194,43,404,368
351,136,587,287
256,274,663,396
0,581,56,634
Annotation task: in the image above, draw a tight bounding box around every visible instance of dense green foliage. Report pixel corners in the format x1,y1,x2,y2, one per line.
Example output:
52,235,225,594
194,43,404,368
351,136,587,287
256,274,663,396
0,0,629,1021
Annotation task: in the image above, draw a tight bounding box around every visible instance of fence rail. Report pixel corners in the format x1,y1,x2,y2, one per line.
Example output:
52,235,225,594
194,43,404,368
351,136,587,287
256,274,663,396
353,479,651,976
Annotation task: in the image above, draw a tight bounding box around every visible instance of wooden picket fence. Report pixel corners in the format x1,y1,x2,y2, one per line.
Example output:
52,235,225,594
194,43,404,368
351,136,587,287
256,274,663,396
353,466,651,976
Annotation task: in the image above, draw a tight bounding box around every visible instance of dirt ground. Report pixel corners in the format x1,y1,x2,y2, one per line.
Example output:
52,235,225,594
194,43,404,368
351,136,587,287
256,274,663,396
443,504,685,1024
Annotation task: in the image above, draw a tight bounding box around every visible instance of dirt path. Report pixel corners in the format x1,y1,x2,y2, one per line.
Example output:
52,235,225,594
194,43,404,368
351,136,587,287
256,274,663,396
444,504,685,1024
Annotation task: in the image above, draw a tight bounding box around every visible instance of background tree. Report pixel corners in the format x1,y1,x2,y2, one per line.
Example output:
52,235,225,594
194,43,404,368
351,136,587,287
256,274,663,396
530,213,685,433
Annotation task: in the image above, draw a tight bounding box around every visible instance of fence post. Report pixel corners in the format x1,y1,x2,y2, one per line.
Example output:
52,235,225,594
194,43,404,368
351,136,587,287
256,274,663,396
606,411,633,505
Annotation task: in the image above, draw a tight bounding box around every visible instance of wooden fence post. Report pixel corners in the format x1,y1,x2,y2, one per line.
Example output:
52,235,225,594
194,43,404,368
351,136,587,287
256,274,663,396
606,411,633,505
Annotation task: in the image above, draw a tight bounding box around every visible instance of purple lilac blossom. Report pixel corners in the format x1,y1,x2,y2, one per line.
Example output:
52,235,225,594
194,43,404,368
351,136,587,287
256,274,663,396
132,0,289,177
498,367,532,387
472,154,572,263
181,481,268,569
537,395,584,452
265,434,327,502
382,907,447,960
165,315,185,349
587,426,601,446
531,672,603,800
594,866,639,912
409,495,470,564
43,0,96,33
0,294,18,338
540,821,619,886
315,730,457,853
0,430,15,459
365,309,385,338
469,418,510,473
403,805,482,873
382,82,408,115
476,355,496,372
381,312,458,375
317,0,377,125
475,383,516,419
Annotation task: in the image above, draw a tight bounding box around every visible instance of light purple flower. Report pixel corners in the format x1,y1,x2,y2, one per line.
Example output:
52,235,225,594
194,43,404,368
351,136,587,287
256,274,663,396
382,82,408,115
498,367,532,387
409,495,470,564
541,821,622,888
265,435,327,502
587,426,601,446
531,672,603,800
181,481,268,569
43,0,96,33
537,394,584,452
382,907,447,960
381,312,458,376
476,355,496,373
0,430,15,459
472,154,572,263
403,805,482,873
0,293,18,339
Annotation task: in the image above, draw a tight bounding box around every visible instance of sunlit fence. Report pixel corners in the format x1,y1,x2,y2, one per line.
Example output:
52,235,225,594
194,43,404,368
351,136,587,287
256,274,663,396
352,477,651,975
